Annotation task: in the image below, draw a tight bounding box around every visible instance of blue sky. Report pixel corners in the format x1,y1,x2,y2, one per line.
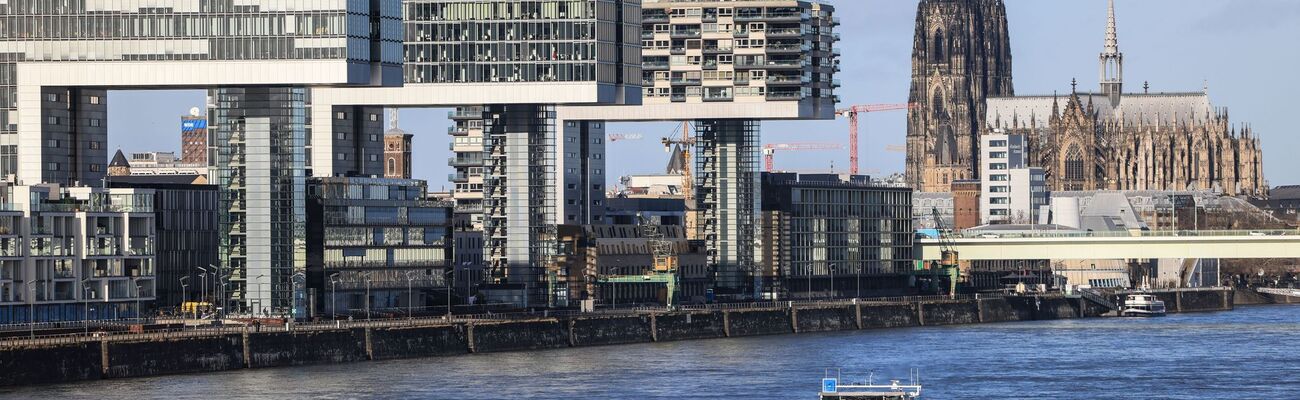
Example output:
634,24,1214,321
108,0,1300,189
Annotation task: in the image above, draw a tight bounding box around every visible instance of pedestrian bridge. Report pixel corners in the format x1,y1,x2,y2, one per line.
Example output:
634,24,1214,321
916,230,1300,261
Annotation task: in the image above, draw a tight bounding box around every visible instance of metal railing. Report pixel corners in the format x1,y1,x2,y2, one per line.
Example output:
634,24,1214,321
0,294,1014,347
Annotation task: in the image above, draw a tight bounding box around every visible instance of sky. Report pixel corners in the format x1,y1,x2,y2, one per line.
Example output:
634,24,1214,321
107,0,1300,190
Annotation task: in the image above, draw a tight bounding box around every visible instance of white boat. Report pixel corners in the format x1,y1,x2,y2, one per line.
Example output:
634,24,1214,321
1121,294,1167,317
820,370,922,400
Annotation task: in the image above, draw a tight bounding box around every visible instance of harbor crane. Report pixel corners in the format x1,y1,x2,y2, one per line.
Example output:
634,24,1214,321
930,207,960,298
835,103,918,175
763,143,845,172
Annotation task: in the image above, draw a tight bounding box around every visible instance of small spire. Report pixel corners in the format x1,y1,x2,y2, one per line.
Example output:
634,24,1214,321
1071,78,1078,93
1104,0,1119,55
1143,81,1149,94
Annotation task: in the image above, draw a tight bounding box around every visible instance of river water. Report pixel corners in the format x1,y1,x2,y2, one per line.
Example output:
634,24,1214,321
4,305,1298,399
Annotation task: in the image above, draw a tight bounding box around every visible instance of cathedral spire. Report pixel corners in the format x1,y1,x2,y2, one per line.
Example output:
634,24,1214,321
1099,0,1124,105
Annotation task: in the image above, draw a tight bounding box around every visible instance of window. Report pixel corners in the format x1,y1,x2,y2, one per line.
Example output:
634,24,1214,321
989,151,1007,159
89,96,101,105
1065,146,1085,181
89,119,101,127
336,153,346,160
368,154,378,162
388,158,396,174
990,185,1009,193
369,114,378,121
989,163,1007,170
47,93,58,102
989,197,1009,205
989,140,1007,147
336,112,347,120
990,174,1008,182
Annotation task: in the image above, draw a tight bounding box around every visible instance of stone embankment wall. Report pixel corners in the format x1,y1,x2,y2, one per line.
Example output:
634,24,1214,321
0,289,1240,387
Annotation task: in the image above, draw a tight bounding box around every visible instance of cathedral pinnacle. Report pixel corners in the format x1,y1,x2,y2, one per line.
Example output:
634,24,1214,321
1104,0,1119,55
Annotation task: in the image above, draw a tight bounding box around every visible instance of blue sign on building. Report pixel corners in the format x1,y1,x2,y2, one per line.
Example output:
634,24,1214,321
182,119,208,131
822,378,837,393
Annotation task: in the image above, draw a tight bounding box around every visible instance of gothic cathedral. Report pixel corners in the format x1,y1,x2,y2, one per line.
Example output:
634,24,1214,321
908,0,1267,197
906,0,1014,192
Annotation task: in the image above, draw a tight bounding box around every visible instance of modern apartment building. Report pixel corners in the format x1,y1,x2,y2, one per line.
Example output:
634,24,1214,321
306,177,452,318
0,184,156,323
0,1,402,317
760,173,913,300
557,0,840,300
980,133,1046,225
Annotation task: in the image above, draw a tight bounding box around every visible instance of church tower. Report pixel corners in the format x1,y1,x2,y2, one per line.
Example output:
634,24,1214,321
906,0,1015,192
1099,0,1124,105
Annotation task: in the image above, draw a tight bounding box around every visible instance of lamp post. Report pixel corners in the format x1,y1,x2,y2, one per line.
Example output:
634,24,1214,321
82,278,94,335
211,264,225,319
405,270,418,319
445,269,454,319
179,276,190,319
196,266,208,307
329,273,340,319
26,279,39,339
806,264,812,300
829,263,836,300
132,277,143,320
254,274,265,317
362,271,373,321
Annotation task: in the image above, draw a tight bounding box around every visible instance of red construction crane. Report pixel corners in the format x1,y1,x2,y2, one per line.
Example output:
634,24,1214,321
763,143,845,172
835,103,918,175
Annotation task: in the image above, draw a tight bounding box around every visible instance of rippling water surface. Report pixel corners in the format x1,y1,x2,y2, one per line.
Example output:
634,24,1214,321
4,305,1298,399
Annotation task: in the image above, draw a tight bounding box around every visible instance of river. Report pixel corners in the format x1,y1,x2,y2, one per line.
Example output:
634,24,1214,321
3,305,1297,399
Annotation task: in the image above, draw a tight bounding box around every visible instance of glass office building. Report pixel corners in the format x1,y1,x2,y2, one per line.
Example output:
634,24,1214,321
306,177,452,317
761,173,914,300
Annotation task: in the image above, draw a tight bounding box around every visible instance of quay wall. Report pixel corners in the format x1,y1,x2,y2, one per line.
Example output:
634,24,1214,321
105,335,244,379
727,309,791,336
0,289,1244,387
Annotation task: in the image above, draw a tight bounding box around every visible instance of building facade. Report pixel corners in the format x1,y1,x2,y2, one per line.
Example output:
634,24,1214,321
106,179,218,314
0,184,156,323
983,1,1265,197
979,133,1045,224
306,177,452,318
761,173,914,300
905,0,1014,192
950,180,981,230
181,114,209,166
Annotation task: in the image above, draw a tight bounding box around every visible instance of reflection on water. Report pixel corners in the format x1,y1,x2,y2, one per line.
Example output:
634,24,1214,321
3,306,1299,399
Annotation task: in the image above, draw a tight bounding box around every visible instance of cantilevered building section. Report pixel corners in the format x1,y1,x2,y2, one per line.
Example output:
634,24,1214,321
310,0,642,306
0,1,403,317
558,0,840,300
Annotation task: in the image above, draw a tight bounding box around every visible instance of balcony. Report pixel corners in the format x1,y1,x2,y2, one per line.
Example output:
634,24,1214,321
766,92,803,101
670,29,701,38
670,77,701,85
766,28,804,37
766,76,804,85
448,157,483,167
643,61,670,70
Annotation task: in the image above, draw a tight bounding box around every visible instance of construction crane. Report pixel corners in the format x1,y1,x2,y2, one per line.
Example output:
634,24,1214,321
930,207,960,298
835,103,919,175
762,143,845,172
608,133,643,142
661,122,697,239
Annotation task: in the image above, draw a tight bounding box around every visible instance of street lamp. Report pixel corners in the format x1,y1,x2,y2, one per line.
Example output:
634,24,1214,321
26,279,39,339
363,271,373,322
82,278,94,335
829,263,836,300
196,266,208,308
254,274,266,317
329,273,340,319
405,270,418,319
211,264,226,319
179,276,190,319
132,277,144,320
